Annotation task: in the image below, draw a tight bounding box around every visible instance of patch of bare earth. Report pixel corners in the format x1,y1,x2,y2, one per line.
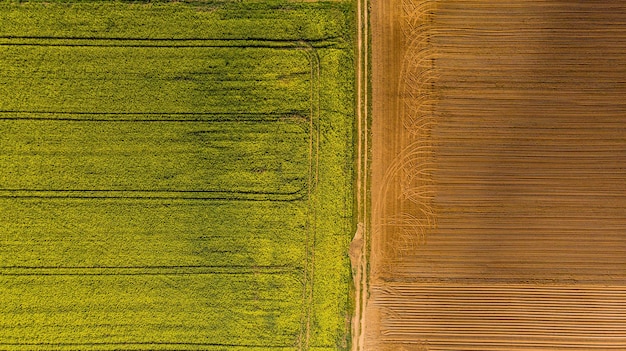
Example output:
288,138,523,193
366,1,626,350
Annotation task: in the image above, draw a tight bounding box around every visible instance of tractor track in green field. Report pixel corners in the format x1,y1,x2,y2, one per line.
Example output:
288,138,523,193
0,111,308,120
0,265,299,276
299,42,321,351
0,37,343,49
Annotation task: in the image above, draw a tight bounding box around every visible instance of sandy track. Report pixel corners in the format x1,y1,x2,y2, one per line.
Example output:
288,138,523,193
351,0,369,349
367,0,626,350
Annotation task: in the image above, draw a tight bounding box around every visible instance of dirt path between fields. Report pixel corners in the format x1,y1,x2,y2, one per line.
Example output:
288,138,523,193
350,0,369,349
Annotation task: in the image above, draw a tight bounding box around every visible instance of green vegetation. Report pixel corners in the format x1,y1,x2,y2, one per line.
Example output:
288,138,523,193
0,0,355,350
0,46,311,113
0,120,309,195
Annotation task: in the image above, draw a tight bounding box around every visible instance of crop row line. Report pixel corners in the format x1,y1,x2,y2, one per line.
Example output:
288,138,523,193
0,35,339,42
0,37,341,49
0,43,311,49
0,265,301,276
0,189,305,194
0,190,307,202
0,110,306,116
0,112,308,123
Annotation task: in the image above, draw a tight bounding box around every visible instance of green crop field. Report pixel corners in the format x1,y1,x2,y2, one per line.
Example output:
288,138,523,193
0,1,355,350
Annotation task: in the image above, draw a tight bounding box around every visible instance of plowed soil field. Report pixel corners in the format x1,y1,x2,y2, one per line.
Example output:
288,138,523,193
366,1,626,350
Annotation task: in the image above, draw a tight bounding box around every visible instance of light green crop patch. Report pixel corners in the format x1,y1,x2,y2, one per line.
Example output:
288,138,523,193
0,1,355,351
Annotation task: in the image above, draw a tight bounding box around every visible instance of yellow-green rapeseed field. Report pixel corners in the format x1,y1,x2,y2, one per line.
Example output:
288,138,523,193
0,1,356,350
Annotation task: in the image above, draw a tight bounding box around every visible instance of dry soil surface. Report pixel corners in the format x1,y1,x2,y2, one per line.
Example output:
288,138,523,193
366,1,626,350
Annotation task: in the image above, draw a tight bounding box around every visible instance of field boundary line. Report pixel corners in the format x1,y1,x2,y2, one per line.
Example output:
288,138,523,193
352,0,370,350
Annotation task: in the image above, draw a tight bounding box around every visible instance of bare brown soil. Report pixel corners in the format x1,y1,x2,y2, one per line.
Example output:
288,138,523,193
366,1,626,350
